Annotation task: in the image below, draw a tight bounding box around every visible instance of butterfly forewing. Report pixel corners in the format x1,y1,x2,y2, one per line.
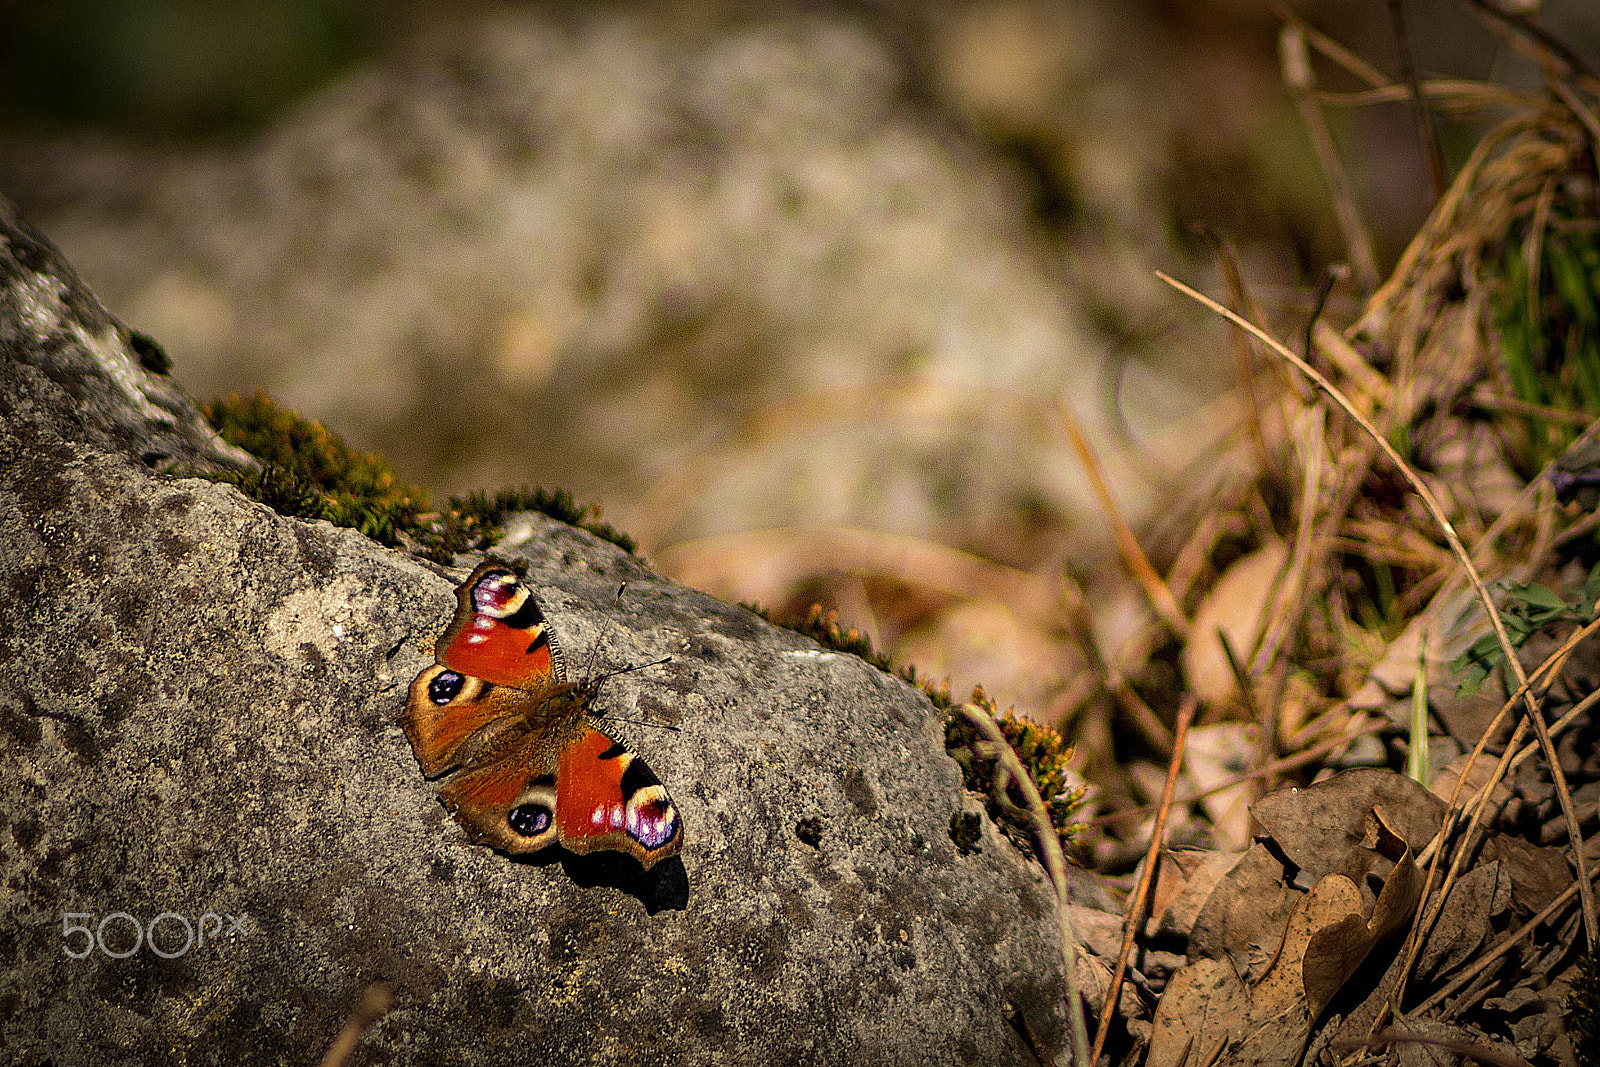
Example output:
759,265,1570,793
436,564,566,691
554,729,683,863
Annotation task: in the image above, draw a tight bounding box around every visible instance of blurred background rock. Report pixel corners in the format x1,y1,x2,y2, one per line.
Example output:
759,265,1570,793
2,0,1595,730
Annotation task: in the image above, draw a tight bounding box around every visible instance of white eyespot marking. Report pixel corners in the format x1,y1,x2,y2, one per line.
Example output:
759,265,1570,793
623,787,680,849
473,572,530,619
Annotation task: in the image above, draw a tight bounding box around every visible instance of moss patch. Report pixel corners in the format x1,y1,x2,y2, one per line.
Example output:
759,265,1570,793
197,390,636,560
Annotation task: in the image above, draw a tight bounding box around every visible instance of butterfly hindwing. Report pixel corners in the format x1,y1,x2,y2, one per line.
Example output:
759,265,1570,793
404,562,683,870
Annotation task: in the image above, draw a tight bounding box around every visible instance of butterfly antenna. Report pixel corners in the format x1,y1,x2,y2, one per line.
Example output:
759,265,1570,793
585,584,678,728
595,655,672,684
589,655,678,732
583,581,636,679
605,714,682,734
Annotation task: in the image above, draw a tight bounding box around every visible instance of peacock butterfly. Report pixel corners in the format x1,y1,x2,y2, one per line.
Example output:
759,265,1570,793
403,562,683,869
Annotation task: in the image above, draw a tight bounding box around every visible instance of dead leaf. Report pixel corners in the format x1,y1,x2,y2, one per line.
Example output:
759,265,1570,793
1415,861,1509,985
1148,850,1241,941
1067,903,1124,960
1303,848,1423,1017
1148,957,1249,1067
1251,768,1445,887
1222,875,1363,1067
1184,538,1287,704
1184,724,1256,851
1189,843,1295,982
1478,835,1572,918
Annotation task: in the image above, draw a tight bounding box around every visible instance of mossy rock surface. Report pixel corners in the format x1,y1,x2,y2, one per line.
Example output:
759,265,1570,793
0,198,1071,1065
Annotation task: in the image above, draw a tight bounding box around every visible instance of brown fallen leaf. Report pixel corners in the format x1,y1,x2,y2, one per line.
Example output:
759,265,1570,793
1183,538,1288,704
1251,768,1445,889
1148,849,1241,941
1188,843,1297,982
1415,860,1509,986
1147,957,1250,1067
1478,834,1574,919
1303,846,1423,1018
1223,874,1362,1067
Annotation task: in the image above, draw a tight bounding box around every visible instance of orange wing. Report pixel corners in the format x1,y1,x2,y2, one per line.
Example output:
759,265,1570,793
439,724,683,868
403,563,565,774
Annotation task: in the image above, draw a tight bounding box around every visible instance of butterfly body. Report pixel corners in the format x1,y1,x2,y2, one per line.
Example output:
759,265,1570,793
404,563,682,868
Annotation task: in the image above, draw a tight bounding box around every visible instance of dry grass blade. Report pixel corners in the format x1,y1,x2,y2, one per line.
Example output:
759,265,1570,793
658,524,1061,618
1385,0,1448,198
1279,23,1381,291
1061,400,1190,640
1335,1029,1536,1067
1156,270,1600,948
1414,843,1600,1018
956,703,1090,1067
1317,80,1545,112
1083,717,1390,828
318,982,395,1067
1394,615,1600,1022
1275,4,1389,88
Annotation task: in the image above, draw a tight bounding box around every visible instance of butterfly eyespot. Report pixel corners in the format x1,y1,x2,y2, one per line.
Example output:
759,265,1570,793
427,670,465,705
472,570,526,617
507,803,553,838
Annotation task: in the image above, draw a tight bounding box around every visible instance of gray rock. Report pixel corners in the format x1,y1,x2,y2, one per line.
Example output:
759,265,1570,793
0,202,1071,1064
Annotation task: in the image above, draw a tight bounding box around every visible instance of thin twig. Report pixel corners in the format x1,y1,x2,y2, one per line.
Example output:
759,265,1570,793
1090,694,1197,1067
1194,225,1279,463
1335,1029,1535,1067
1414,840,1600,1017
1302,265,1345,361
1463,0,1600,97
1396,616,1600,1015
1252,405,1324,676
957,704,1090,1067
1061,401,1190,640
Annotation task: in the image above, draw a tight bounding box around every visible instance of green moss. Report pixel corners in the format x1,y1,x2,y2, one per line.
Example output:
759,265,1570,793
202,391,423,545
753,602,1084,852
414,487,636,564
944,686,1086,854
197,390,636,559
127,329,170,374
776,603,897,673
